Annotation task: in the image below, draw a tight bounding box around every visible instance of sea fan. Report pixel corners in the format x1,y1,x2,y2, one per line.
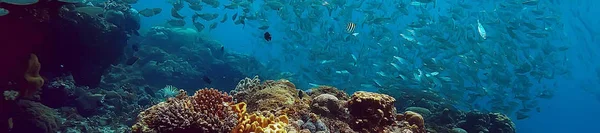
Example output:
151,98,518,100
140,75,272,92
157,85,180,99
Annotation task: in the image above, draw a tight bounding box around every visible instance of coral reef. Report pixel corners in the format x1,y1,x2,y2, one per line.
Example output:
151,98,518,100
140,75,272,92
382,87,518,133
289,113,330,133
0,1,136,88
127,77,517,133
0,2,272,133
460,112,516,133
138,26,262,91
231,76,265,103
131,88,237,133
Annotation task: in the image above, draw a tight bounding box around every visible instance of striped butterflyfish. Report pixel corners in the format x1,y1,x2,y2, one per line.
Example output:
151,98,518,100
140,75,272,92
345,22,356,33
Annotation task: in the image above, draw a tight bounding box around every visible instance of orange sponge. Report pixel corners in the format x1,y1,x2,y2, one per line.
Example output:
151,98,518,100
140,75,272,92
22,54,43,97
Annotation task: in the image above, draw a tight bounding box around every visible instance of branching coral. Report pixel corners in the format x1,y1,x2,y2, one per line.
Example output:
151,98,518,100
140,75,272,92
230,75,264,102
131,88,237,133
190,88,233,118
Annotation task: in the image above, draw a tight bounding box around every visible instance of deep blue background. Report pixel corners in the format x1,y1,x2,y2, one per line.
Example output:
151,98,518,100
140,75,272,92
132,0,600,132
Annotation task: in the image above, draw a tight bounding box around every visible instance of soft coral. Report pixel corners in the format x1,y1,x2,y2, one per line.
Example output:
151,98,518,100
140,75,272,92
22,54,44,98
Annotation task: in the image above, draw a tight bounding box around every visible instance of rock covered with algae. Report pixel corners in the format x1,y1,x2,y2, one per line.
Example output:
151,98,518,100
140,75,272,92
347,91,399,132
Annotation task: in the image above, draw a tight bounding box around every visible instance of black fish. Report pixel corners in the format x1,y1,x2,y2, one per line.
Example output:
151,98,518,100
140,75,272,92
298,90,305,99
132,44,139,52
202,76,212,84
220,46,224,52
232,13,238,21
264,32,272,41
126,56,139,65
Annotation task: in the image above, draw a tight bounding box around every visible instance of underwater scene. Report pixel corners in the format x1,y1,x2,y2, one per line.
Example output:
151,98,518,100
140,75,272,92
0,0,598,133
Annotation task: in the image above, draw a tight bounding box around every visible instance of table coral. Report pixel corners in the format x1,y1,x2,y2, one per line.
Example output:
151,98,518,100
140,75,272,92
131,88,237,133
347,91,397,132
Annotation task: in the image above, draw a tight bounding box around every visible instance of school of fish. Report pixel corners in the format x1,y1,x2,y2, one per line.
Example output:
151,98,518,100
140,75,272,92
1,0,571,120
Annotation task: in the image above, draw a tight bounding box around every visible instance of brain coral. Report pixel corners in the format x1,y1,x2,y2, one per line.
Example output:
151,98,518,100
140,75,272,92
131,88,237,133
397,111,426,133
310,94,346,118
347,91,397,132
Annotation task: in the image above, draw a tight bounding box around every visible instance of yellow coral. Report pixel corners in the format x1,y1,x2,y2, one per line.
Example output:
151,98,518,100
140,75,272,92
23,54,44,97
232,102,247,119
232,102,289,133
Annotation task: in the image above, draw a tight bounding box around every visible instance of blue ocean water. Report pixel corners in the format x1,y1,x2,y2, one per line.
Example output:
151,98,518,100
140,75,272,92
130,0,600,132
